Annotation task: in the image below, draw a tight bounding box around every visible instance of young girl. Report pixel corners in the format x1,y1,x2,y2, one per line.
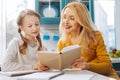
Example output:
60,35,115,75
57,2,119,80
1,9,48,71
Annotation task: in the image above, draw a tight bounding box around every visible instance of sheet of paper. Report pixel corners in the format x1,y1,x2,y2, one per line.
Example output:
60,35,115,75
0,70,41,76
61,45,81,53
17,71,64,80
52,74,94,80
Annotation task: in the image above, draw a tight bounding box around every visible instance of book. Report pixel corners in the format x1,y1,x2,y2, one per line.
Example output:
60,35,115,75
17,71,64,80
0,70,41,76
38,45,81,70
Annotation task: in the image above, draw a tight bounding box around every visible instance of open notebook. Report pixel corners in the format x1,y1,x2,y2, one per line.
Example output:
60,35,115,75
17,71,64,80
0,70,41,76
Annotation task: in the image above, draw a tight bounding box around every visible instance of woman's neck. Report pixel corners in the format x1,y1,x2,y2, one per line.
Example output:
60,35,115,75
70,31,80,45
70,30,80,38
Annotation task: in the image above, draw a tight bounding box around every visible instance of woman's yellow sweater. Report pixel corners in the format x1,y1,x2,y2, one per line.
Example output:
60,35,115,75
57,32,119,80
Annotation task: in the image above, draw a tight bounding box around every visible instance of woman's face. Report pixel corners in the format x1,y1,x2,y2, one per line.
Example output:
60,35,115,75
63,7,80,33
20,15,40,39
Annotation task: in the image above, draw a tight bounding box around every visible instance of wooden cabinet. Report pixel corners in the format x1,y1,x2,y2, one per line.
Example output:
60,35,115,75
35,0,94,24
80,0,94,22
35,0,68,24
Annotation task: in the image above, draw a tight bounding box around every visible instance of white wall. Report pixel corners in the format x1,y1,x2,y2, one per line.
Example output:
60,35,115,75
40,24,59,51
94,1,108,46
0,0,7,63
115,0,120,49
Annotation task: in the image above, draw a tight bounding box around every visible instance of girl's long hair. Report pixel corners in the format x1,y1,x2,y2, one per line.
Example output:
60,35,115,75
17,9,42,55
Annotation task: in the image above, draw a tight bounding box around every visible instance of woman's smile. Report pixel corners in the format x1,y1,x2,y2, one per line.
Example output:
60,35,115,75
65,25,72,29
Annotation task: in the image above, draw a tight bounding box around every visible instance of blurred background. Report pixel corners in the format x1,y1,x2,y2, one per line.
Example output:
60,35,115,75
0,0,120,63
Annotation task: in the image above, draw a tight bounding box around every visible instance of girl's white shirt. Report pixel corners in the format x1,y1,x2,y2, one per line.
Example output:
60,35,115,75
1,36,42,71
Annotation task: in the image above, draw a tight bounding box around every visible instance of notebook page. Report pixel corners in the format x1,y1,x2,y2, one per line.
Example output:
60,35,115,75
52,74,94,80
17,71,64,80
61,45,81,53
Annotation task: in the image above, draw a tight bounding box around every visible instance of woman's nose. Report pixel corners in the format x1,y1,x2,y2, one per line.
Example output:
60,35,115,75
65,18,69,24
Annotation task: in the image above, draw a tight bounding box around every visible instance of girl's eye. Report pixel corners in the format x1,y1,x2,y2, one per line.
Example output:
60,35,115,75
28,25,32,28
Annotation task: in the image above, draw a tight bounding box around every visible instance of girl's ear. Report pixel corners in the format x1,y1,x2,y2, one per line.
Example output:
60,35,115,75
19,25,23,31
19,26,25,36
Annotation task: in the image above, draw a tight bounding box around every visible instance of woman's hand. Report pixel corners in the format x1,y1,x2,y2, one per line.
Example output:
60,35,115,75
72,57,89,70
33,62,49,71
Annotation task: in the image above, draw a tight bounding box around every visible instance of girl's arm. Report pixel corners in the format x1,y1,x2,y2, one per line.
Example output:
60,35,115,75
1,38,32,71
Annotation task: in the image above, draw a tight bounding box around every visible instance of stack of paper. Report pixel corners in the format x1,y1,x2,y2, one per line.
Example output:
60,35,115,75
17,71,64,80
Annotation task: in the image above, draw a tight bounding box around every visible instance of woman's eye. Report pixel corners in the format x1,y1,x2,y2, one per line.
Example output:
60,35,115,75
70,17,75,21
63,15,66,19
35,23,39,26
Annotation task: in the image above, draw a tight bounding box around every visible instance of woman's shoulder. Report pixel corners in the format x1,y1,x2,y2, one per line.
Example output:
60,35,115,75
95,30,102,34
95,30,103,37
94,30,104,42
57,38,66,45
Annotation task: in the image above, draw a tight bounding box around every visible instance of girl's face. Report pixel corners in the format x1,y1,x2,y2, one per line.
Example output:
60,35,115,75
20,15,40,39
63,7,79,33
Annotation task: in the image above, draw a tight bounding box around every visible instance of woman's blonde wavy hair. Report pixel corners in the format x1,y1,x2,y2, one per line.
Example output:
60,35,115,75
17,9,42,55
59,2,96,52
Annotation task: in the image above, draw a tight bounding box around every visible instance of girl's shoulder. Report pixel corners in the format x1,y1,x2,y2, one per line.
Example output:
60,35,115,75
8,36,23,46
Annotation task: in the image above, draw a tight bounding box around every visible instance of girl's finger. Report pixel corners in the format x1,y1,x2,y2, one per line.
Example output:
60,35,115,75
40,66,49,71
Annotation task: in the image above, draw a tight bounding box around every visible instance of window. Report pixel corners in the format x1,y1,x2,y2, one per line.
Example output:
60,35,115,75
0,0,35,63
94,0,116,51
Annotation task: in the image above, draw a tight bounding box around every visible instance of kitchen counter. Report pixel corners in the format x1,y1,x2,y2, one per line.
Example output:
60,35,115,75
110,58,120,74
111,58,120,63
110,58,120,68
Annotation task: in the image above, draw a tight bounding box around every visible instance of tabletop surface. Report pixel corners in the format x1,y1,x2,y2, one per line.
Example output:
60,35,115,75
0,70,116,80
111,57,120,63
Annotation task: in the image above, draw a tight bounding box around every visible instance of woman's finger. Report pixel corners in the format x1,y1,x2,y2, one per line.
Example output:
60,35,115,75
74,57,84,62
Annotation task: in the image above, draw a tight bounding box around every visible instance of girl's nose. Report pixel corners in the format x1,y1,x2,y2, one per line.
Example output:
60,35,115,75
32,26,37,30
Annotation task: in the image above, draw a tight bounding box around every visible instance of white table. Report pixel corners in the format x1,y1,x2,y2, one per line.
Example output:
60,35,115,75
52,70,115,80
0,70,116,80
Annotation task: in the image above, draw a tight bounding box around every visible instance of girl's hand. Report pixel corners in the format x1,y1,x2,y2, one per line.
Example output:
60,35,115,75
33,62,49,71
72,57,89,70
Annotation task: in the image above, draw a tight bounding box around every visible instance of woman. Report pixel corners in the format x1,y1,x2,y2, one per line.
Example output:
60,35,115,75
1,9,48,71
57,2,119,79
